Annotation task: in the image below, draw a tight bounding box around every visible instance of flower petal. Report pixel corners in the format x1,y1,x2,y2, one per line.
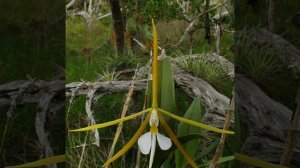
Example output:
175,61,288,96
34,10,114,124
157,133,172,150
158,108,234,134
138,132,152,154
69,108,151,132
149,134,156,168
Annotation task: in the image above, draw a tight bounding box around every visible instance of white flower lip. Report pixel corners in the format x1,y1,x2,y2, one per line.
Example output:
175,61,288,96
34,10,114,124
138,130,172,168
138,132,172,155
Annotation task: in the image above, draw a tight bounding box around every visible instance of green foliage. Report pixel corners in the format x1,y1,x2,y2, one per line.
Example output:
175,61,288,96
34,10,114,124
200,155,235,167
158,58,176,128
105,52,138,71
176,98,204,168
179,54,232,96
123,0,182,22
235,36,282,84
97,68,120,81
235,29,297,108
194,140,219,163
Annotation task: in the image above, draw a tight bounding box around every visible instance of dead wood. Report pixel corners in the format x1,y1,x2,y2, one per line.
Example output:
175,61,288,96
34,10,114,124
236,74,300,167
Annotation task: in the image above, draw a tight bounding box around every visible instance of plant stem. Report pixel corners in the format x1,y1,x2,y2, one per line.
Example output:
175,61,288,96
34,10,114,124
209,89,235,168
280,83,300,166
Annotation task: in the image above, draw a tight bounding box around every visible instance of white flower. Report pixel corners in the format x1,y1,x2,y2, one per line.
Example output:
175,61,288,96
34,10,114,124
138,109,172,168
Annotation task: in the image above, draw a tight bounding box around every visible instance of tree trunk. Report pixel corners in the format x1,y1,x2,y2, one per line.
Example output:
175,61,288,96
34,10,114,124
204,0,211,43
109,0,125,54
215,23,221,54
182,0,190,13
267,0,275,32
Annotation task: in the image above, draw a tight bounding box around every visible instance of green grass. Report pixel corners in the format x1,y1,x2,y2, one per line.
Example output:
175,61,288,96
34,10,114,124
179,54,233,97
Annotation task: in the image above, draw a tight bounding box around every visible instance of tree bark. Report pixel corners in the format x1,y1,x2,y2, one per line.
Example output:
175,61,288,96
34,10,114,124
236,74,300,167
215,23,221,55
204,0,211,43
109,0,125,54
267,0,275,32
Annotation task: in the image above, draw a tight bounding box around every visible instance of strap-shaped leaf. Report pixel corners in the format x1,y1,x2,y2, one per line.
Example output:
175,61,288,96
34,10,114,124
234,153,289,168
176,98,204,168
199,155,235,167
6,155,65,168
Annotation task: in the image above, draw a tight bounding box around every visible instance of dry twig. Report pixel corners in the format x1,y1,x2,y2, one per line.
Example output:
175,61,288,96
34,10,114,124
209,88,235,168
105,65,139,168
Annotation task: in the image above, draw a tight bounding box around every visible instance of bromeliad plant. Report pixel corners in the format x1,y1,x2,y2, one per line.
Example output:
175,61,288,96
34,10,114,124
70,20,234,168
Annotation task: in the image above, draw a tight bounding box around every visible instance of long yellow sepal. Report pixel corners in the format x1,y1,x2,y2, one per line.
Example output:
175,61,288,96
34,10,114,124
103,113,151,167
151,19,158,108
69,108,151,132
235,153,288,168
6,155,65,168
158,113,198,168
158,108,234,134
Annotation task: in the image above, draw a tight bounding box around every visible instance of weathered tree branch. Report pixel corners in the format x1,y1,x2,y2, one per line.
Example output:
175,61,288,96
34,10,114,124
0,79,64,167
85,88,100,146
35,92,57,168
0,80,64,108
236,74,300,167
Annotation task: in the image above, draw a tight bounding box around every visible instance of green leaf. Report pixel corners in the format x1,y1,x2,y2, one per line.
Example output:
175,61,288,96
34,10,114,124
154,133,208,168
6,155,65,168
175,98,204,168
194,140,220,162
160,152,174,168
159,58,176,113
199,155,235,167
234,153,289,168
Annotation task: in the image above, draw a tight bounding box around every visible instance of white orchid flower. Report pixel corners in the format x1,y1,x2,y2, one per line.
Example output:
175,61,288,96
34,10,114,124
138,108,172,168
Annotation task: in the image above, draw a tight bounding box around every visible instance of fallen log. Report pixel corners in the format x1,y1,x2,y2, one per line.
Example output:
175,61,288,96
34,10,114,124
236,74,300,167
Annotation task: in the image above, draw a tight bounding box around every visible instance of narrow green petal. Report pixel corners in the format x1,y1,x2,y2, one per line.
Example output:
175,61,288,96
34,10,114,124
69,108,151,132
6,155,65,168
235,153,288,168
158,114,198,168
103,113,151,167
158,108,234,134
